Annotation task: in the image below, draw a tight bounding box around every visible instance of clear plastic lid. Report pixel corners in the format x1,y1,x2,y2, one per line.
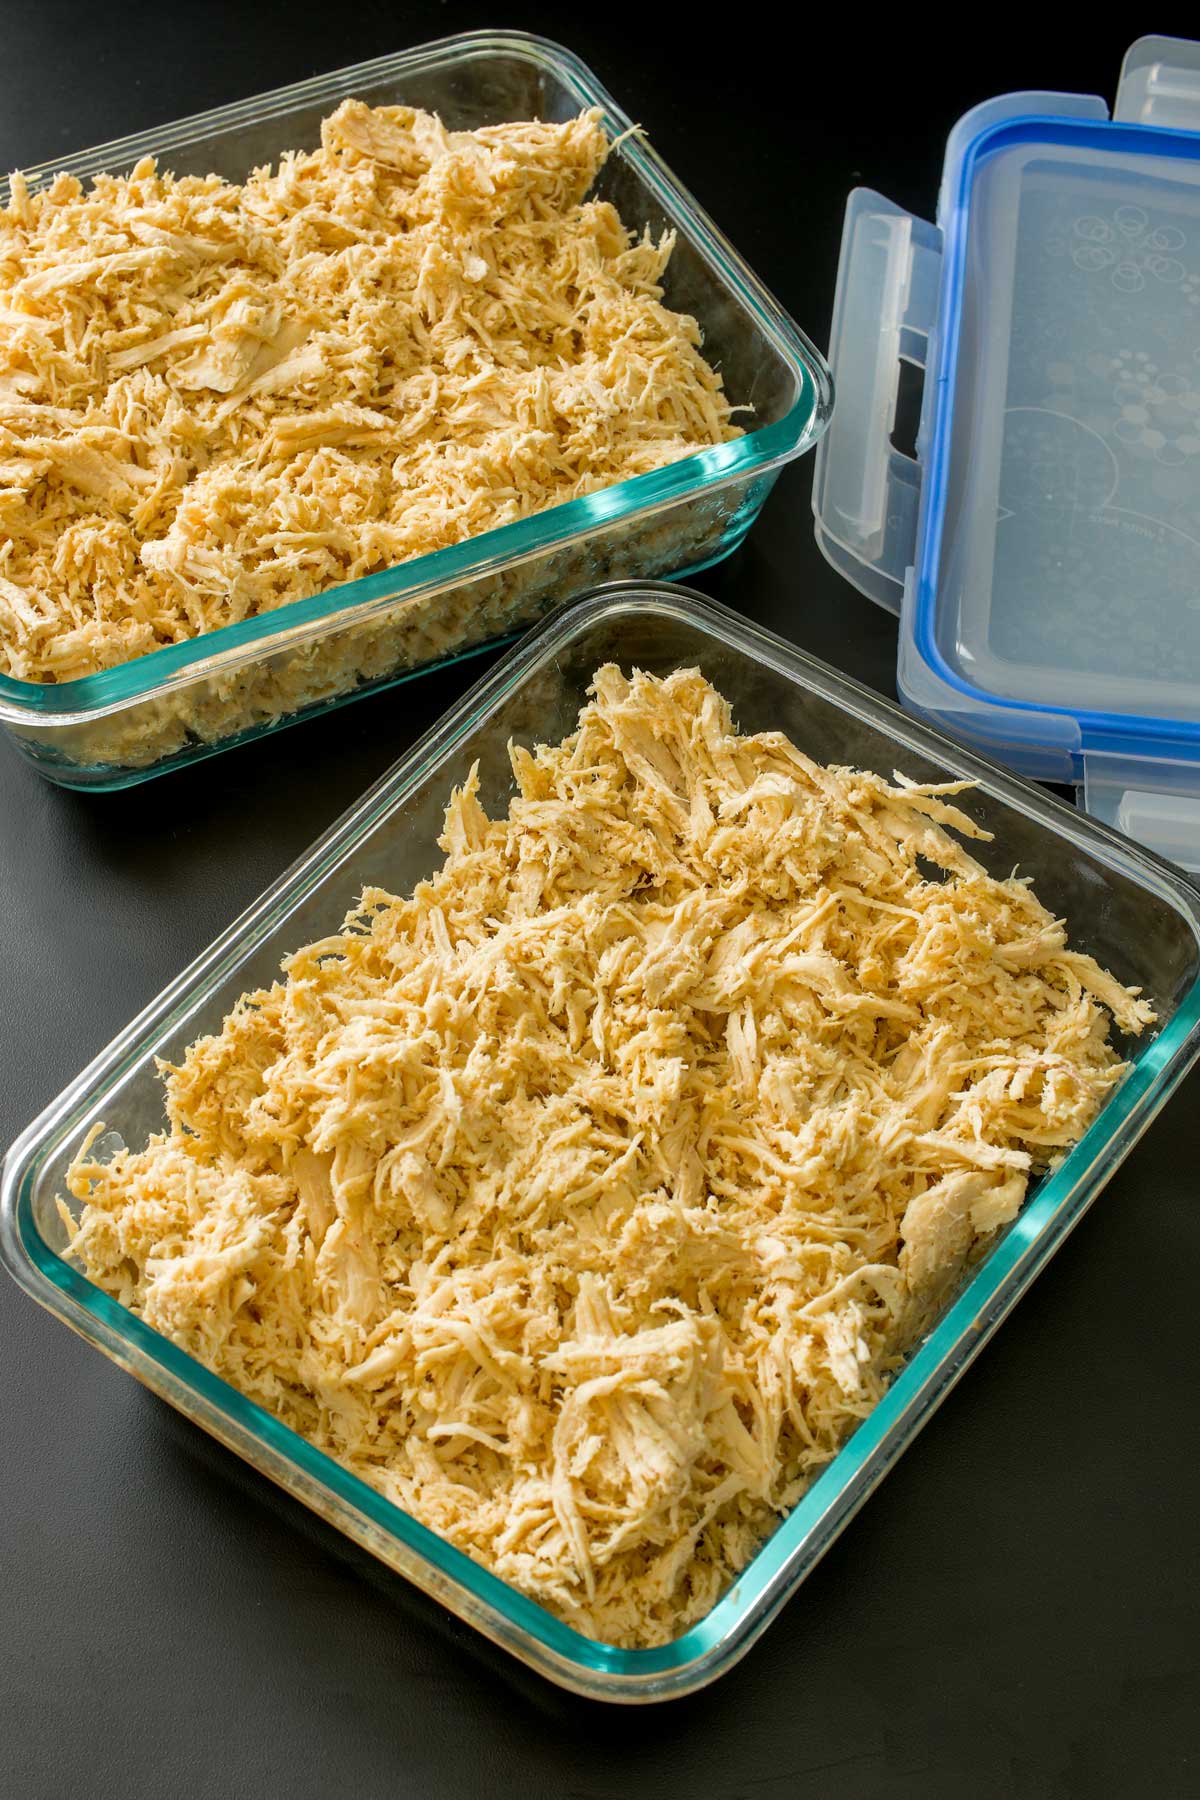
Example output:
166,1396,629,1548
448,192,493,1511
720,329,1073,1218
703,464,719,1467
813,37,1200,871
937,82,1200,723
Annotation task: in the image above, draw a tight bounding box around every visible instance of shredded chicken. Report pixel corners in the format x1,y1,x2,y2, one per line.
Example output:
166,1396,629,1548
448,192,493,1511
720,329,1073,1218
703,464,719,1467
61,668,1153,1646
0,104,738,688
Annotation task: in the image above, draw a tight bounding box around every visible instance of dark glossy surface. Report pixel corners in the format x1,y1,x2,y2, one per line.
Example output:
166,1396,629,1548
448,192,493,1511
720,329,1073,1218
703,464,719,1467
2,7,1198,1795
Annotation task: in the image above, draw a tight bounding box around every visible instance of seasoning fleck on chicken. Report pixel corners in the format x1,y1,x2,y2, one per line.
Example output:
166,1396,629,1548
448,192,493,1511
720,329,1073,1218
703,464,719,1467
62,668,1153,1647
0,106,738,683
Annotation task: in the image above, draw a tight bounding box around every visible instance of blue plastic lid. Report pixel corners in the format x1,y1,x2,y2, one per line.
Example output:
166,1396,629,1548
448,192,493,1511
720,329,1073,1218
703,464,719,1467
814,37,1200,870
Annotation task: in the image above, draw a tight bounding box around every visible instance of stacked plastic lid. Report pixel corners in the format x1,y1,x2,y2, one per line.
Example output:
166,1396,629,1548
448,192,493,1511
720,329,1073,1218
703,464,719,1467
814,35,1200,872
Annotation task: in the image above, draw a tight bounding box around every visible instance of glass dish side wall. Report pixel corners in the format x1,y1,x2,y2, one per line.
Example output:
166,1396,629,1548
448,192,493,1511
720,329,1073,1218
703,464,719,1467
10,470,776,788
11,586,1196,1700
0,35,824,787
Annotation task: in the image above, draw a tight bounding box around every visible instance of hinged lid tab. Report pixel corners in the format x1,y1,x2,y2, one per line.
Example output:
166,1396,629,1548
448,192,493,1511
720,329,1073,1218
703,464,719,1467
1082,752,1200,873
1115,35,1200,131
811,191,941,614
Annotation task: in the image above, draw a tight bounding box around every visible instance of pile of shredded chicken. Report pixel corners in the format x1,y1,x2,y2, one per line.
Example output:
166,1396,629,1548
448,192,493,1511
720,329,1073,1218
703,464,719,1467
63,668,1153,1646
0,104,737,682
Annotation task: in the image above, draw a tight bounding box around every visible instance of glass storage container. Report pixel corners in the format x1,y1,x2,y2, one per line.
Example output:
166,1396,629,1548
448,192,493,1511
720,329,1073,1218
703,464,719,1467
5,582,1200,1701
0,32,830,789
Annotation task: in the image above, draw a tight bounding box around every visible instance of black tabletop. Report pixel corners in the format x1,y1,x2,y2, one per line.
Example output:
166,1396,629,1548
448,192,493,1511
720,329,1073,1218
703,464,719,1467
3,7,1199,1796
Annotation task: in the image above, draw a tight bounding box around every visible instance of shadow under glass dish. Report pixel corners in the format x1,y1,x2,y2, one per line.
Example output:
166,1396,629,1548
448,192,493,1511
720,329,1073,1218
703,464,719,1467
5,582,1199,1700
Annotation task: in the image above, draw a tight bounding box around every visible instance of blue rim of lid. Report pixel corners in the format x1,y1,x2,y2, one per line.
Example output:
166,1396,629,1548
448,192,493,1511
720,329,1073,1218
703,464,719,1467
911,110,1200,759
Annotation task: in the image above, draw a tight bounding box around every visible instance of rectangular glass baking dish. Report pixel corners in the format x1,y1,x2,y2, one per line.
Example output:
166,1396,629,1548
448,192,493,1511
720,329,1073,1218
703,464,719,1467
6,581,1199,1702
0,31,830,790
